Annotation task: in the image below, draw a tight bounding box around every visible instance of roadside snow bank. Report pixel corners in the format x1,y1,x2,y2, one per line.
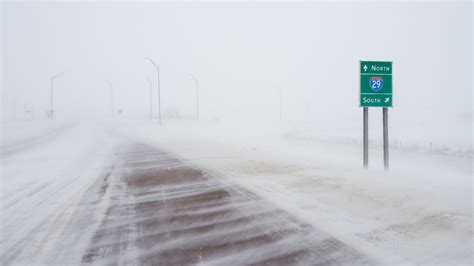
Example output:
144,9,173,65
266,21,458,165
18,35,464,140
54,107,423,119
0,121,121,264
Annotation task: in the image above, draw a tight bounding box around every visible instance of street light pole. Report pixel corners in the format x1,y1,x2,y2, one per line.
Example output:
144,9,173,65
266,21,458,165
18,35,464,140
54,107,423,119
189,74,199,120
50,77,52,119
50,68,70,120
146,76,153,119
279,87,282,121
144,57,161,125
106,81,114,116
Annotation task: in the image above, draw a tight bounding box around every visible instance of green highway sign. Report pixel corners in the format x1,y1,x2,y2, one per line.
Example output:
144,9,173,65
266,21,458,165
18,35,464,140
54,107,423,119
360,61,393,107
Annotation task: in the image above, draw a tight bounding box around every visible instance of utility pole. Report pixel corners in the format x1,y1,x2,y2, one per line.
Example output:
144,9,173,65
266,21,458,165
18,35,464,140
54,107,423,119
106,81,114,116
50,68,70,120
146,76,153,119
189,74,199,120
144,57,161,125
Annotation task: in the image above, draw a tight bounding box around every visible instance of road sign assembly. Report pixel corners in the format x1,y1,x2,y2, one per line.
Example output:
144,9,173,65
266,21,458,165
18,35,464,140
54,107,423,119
360,61,392,170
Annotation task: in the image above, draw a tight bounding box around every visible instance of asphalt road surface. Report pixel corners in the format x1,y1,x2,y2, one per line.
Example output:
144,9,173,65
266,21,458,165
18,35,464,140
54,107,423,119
4,142,375,265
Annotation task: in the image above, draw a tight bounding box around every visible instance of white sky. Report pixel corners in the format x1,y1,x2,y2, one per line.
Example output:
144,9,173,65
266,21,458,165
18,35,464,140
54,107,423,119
1,1,472,126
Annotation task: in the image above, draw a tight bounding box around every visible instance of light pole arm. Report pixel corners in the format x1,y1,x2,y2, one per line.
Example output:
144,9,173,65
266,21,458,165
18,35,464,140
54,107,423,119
189,74,198,88
105,80,113,90
144,57,158,70
50,68,70,120
52,68,71,80
144,57,161,125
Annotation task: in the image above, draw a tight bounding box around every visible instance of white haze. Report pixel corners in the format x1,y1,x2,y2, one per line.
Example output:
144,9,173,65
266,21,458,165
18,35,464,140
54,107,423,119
1,1,473,265
2,2,472,129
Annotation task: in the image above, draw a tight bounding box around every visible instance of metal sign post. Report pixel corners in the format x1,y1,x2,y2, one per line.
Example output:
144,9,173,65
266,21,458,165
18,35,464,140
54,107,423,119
363,107,368,168
383,107,389,170
360,61,392,170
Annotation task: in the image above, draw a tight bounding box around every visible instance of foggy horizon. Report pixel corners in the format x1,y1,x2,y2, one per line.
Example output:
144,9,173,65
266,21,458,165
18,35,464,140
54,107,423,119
2,2,471,122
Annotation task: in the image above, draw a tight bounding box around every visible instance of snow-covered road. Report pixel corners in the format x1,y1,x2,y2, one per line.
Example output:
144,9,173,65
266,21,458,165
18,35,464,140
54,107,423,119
1,122,375,264
80,143,374,265
0,120,471,265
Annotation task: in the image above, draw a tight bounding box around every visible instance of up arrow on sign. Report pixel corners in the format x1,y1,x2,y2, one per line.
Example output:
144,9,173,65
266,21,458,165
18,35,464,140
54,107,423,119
363,65,368,72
